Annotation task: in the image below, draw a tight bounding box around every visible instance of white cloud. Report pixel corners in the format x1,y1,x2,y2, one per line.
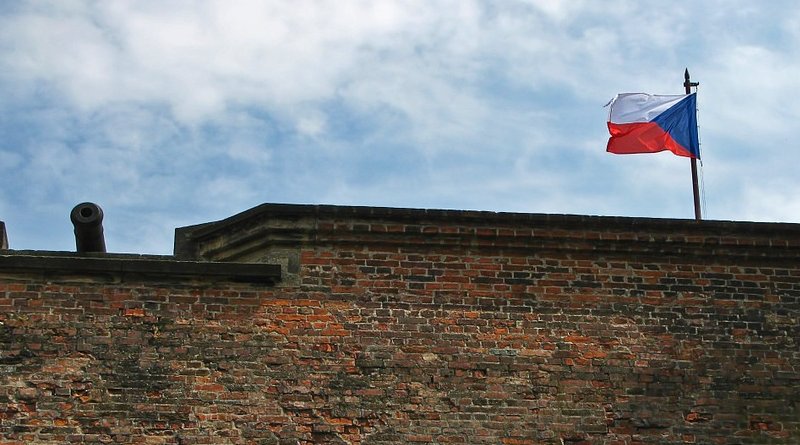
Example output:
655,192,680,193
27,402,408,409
703,44,800,143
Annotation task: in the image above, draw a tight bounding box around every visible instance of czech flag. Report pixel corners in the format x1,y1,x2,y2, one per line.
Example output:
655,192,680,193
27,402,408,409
606,93,700,159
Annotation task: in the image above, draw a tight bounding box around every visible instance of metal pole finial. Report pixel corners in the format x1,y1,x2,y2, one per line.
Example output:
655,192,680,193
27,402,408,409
684,68,699,93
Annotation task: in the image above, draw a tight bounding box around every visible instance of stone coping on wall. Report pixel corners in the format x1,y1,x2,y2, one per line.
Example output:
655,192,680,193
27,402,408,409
174,203,800,264
0,250,281,284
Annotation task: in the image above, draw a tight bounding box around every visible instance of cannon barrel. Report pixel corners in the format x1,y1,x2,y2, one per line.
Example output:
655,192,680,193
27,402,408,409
70,202,106,253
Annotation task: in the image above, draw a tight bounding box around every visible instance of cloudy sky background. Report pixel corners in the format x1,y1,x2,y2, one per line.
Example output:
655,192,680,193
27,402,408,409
2,0,799,254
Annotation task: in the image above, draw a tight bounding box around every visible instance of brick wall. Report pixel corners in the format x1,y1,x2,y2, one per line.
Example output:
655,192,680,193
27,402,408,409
2,204,799,444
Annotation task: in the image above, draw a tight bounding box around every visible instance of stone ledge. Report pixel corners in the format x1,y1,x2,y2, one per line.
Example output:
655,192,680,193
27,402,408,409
0,251,280,284
174,203,800,263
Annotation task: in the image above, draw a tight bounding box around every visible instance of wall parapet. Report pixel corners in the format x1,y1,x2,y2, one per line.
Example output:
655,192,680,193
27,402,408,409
0,251,280,284
175,203,800,264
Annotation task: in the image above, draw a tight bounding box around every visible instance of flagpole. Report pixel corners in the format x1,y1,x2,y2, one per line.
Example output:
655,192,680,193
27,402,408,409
684,68,701,220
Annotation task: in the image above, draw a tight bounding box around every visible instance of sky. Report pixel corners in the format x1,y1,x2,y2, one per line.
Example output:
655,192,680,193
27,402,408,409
2,1,800,254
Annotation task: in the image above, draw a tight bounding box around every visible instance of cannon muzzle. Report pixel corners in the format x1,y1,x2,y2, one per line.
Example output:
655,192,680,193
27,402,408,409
70,202,106,253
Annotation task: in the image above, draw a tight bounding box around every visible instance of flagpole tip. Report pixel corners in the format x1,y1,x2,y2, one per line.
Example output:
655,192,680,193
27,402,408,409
683,68,698,93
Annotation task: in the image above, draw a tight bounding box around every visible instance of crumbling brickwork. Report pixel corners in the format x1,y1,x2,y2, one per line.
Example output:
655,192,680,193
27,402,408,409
2,205,799,444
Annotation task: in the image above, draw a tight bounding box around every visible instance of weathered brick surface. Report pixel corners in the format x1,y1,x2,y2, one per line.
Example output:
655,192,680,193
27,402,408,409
2,205,800,444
